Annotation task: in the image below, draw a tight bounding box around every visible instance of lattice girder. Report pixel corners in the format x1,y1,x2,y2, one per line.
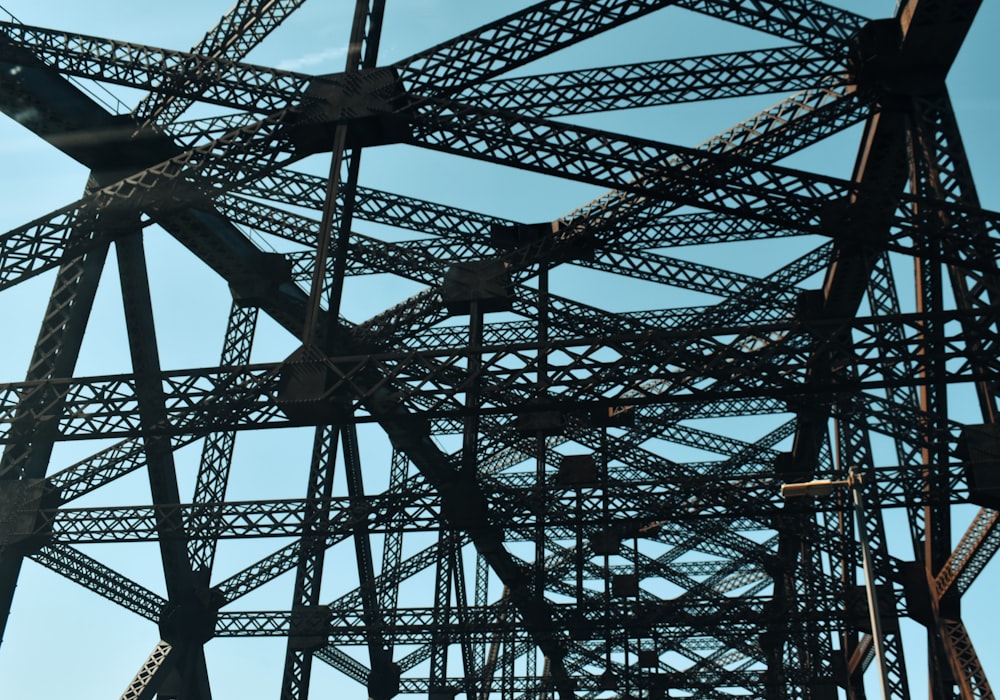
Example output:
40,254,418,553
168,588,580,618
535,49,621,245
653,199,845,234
0,1,998,699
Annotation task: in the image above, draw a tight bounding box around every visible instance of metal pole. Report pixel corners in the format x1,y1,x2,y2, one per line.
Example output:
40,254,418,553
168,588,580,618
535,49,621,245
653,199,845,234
848,467,891,700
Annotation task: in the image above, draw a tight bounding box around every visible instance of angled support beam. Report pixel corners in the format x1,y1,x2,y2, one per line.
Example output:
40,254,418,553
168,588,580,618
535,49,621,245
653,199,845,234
548,83,866,271
395,0,679,96
47,435,195,505
934,508,1000,599
0,106,305,298
846,633,874,680
409,97,857,237
674,0,864,51
460,46,844,118
0,20,309,116
0,223,109,479
0,199,110,646
30,544,165,621
120,640,176,700
314,644,371,685
117,230,194,595
134,0,310,125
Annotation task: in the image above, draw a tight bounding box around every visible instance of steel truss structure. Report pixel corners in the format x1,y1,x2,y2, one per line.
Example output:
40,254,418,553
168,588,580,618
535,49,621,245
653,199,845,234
0,0,998,698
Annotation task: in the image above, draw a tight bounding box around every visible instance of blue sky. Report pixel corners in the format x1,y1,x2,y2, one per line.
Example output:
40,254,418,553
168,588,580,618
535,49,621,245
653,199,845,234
0,1,998,698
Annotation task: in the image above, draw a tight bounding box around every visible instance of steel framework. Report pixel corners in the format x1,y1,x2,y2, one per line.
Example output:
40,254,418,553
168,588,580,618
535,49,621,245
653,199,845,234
0,1,997,698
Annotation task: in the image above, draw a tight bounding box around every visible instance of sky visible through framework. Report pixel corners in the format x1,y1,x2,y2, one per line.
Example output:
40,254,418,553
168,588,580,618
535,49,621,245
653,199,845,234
0,1,998,698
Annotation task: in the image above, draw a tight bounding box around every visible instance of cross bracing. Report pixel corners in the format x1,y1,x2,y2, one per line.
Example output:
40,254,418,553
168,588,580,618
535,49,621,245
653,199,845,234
0,1,998,699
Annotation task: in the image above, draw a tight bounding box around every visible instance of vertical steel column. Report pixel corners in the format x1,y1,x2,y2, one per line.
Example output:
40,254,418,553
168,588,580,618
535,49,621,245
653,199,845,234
909,92,1000,422
796,530,838,698
474,553,490,687
280,4,385,695
835,400,912,700
429,523,453,693
503,615,515,700
850,469,892,700
302,0,385,348
342,423,395,697
599,423,615,691
864,252,927,555
765,513,798,700
908,88,998,700
478,582,511,700
451,533,477,699
377,449,409,654
462,301,483,477
188,303,258,579
456,299,484,698
279,424,339,700
827,499,867,700
378,448,408,658
919,353,956,700
534,267,550,597
117,229,212,699
909,103,958,700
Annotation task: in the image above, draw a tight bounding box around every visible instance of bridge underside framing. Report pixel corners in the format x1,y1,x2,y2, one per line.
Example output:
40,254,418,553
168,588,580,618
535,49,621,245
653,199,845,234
0,1,998,698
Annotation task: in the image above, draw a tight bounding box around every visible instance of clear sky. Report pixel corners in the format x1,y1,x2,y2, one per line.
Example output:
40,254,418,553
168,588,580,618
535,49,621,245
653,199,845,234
0,1,998,698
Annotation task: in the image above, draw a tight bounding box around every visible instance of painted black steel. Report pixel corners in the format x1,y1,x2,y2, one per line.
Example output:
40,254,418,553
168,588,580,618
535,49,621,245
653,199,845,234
0,1,996,699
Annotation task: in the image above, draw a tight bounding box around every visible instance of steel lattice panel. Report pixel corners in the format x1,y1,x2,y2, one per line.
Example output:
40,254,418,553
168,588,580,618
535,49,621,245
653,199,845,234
0,1,998,699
